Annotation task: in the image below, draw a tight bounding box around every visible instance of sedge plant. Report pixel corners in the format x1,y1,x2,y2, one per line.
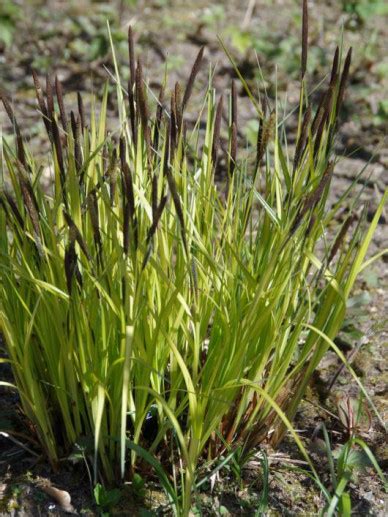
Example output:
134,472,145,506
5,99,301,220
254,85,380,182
0,3,386,514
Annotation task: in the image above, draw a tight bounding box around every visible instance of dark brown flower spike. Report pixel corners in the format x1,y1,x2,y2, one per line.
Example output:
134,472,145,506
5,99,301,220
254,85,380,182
122,200,131,255
330,46,340,86
323,82,335,121
16,162,43,255
0,92,17,127
174,82,182,131
77,91,86,131
166,165,188,254
170,92,177,156
313,85,334,159
262,111,275,150
52,119,65,188
64,235,82,295
328,213,357,265
88,190,103,265
120,136,137,253
212,94,223,164
128,25,136,93
32,70,52,140
182,46,205,111
230,122,237,176
306,161,334,208
46,74,55,126
55,75,68,132
136,59,152,165
256,110,275,167
119,134,126,169
336,47,352,116
293,105,311,171
311,97,325,136
147,194,168,246
121,162,136,227
151,173,158,220
136,58,149,130
161,124,186,250
0,93,27,167
107,148,117,206
64,239,77,294
306,214,316,237
163,125,170,178
128,86,137,149
313,117,326,159
2,190,24,229
152,84,165,155
291,161,334,234
255,119,264,170
70,111,82,175
142,194,168,270
63,211,92,261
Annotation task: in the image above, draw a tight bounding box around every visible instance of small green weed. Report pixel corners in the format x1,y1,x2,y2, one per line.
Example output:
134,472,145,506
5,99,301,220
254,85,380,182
94,483,122,514
315,423,387,516
0,1,21,47
342,0,388,26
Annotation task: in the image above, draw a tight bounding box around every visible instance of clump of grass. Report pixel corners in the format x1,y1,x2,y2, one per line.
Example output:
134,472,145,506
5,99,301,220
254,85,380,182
0,5,386,515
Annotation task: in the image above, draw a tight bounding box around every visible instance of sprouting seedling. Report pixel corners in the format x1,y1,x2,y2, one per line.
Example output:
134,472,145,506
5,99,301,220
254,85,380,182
335,393,372,438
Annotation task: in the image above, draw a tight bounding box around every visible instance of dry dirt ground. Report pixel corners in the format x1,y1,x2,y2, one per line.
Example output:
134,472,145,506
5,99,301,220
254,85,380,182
0,0,387,515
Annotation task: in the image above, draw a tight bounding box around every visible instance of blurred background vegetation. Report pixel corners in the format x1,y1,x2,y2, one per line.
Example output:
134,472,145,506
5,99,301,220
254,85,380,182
1,0,387,140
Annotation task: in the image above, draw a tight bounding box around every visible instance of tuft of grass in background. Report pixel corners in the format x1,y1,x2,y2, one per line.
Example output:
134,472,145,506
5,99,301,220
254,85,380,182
0,1,21,48
0,2,386,514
